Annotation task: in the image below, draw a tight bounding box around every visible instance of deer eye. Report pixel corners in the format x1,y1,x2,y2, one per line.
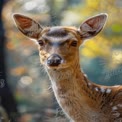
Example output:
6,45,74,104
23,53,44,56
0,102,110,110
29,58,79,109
38,40,45,46
70,40,77,47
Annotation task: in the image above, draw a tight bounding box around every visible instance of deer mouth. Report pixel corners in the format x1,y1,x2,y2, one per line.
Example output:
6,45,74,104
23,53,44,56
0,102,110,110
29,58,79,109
46,60,64,70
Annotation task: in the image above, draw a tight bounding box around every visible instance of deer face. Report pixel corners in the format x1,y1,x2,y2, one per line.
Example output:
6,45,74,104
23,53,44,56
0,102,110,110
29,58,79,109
13,13,107,69
37,26,82,69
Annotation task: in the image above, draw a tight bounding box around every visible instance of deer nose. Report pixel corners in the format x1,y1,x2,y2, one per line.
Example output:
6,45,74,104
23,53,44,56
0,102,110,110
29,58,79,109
47,54,62,66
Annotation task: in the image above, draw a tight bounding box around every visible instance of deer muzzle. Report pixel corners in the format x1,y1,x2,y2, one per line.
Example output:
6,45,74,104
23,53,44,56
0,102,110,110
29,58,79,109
47,54,63,67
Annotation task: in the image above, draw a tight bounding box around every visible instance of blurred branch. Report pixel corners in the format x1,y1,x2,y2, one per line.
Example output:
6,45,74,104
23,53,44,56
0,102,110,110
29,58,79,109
47,0,69,25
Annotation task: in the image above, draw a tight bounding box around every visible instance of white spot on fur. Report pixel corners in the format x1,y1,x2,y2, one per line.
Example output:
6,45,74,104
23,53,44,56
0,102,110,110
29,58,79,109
117,104,122,107
95,87,99,92
112,106,118,111
88,82,92,86
84,74,87,77
100,87,105,93
106,89,111,94
113,112,120,117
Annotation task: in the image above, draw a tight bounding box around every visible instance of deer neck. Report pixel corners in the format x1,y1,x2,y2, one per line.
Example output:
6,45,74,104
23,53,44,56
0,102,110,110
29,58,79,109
45,58,90,96
45,58,103,121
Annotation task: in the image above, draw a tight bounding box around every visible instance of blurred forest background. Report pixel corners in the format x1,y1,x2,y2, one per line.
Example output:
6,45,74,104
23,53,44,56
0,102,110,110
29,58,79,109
0,0,122,121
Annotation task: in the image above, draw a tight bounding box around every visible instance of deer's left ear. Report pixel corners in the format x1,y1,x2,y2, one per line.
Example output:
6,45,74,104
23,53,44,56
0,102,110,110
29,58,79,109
79,13,108,40
13,14,43,39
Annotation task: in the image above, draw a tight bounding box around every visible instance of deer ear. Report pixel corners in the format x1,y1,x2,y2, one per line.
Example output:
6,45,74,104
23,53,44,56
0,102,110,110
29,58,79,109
13,14,43,39
79,13,108,40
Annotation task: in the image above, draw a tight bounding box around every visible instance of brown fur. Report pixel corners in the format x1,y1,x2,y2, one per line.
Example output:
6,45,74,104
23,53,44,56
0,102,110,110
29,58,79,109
13,13,122,122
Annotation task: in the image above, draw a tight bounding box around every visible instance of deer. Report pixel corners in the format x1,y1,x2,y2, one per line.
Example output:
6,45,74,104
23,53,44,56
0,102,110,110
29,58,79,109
13,13,122,122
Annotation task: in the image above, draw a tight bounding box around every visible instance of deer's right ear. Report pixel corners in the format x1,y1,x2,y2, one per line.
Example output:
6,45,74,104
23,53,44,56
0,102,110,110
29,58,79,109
13,14,43,39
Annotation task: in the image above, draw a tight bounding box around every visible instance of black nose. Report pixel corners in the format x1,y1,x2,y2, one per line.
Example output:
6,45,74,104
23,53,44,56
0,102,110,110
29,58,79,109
47,54,62,66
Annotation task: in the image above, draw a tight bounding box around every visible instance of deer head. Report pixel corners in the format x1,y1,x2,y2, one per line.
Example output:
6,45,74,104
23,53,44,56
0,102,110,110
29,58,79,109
13,13,107,70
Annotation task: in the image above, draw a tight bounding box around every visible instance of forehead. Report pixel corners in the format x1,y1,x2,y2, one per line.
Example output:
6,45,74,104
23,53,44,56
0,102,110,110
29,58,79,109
46,27,68,37
41,26,77,42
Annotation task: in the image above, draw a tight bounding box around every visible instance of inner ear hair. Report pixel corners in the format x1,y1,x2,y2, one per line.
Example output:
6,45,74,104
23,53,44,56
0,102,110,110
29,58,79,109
13,13,43,39
79,13,108,39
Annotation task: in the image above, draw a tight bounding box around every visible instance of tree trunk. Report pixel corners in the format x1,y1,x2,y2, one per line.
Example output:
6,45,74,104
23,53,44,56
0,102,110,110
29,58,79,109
0,0,18,121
